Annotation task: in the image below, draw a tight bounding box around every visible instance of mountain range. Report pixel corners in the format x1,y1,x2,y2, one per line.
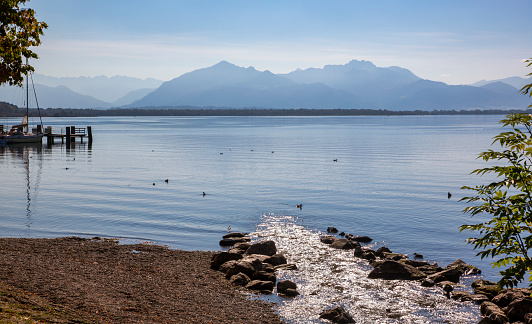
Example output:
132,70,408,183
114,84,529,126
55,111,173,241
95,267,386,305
0,60,530,110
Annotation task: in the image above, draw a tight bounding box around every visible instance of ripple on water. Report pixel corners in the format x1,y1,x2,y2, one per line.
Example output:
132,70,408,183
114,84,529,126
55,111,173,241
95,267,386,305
250,214,480,324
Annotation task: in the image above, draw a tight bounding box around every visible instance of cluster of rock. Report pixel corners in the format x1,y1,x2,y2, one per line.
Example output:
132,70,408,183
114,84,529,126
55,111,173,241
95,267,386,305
212,232,299,297
470,279,532,324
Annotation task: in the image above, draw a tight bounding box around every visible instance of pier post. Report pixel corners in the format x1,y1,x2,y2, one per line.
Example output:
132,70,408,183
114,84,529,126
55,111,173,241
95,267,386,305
87,126,92,146
70,126,75,143
66,127,71,146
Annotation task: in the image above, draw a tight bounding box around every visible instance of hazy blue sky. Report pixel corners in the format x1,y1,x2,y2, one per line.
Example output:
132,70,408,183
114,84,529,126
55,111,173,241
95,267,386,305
29,0,530,84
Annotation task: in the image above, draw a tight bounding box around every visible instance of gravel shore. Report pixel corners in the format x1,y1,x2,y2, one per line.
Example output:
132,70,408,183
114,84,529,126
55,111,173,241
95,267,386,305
0,237,285,323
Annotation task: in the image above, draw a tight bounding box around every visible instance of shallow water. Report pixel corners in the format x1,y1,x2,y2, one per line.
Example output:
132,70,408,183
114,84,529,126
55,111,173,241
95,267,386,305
0,115,508,322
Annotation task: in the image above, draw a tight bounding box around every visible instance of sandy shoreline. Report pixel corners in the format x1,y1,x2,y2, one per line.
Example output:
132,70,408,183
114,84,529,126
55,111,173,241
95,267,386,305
0,237,285,323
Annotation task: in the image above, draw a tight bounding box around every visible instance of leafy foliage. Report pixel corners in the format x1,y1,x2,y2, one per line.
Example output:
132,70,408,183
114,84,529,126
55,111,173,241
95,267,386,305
461,57,532,288
0,0,47,86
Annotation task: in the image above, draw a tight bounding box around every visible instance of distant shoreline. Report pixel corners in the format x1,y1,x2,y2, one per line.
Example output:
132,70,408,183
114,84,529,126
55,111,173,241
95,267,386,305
0,102,528,118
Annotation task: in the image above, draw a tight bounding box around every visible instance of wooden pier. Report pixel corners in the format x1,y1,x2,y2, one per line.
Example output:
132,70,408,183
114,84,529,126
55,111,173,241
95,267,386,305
45,126,92,146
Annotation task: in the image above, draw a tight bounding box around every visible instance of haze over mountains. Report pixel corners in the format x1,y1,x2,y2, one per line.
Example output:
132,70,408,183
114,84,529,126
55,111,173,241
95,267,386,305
0,60,530,110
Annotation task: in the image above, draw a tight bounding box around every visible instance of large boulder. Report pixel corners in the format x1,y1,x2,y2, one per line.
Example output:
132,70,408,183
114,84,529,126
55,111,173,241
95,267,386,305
219,236,251,246
252,271,276,283
244,240,277,256
263,253,287,266
224,258,263,279
331,239,357,250
327,227,339,233
375,246,392,257
277,280,299,296
368,260,427,280
319,306,355,324
245,280,274,293
321,236,337,244
446,259,481,275
506,297,532,323
492,289,529,308
427,267,462,283
210,251,243,270
480,301,509,323
229,273,250,286
472,280,502,300
348,235,372,243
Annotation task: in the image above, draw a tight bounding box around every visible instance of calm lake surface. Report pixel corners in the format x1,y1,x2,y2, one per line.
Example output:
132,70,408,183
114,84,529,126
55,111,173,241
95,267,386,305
0,115,508,322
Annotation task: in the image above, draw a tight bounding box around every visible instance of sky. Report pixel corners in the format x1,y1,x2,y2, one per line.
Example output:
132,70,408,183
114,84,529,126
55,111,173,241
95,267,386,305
27,0,531,84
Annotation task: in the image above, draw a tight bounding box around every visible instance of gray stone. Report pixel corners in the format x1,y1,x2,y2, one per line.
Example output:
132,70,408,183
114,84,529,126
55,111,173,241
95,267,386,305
319,306,355,324
263,253,287,266
252,271,276,283
277,280,297,293
245,280,274,293
480,301,509,324
229,272,250,286
331,239,357,250
245,240,277,256
427,267,462,283
210,251,243,270
368,260,427,280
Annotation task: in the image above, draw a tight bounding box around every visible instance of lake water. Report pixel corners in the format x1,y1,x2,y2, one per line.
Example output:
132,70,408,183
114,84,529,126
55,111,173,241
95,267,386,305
0,115,508,322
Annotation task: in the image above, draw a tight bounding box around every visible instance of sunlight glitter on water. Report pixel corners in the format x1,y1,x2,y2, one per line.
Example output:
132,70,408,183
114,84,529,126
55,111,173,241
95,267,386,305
251,214,480,324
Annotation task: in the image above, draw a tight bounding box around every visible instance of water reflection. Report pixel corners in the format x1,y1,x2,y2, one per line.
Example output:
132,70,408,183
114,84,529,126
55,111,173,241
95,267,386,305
0,143,43,229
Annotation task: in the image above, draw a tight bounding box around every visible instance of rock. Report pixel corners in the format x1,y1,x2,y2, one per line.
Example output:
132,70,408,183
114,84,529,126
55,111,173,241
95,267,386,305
353,246,364,258
506,297,532,323
427,267,462,283
228,242,251,254
252,271,276,283
263,253,287,266
245,240,277,256
413,253,423,259
349,235,372,243
219,260,239,273
368,260,427,280
493,289,529,308
229,272,250,286
321,236,338,244
442,283,454,298
415,264,443,275
277,280,297,292
480,301,509,323
375,246,392,257
219,236,251,246
472,279,497,289
210,251,243,270
262,263,275,273
327,227,339,233
339,232,345,236
381,252,407,261
446,259,482,276
319,306,355,324
331,239,357,250
473,283,502,301
471,294,490,304
421,278,436,287
525,313,532,324
361,251,377,261
223,232,247,239
282,288,299,297
245,280,274,293
401,259,430,268
451,291,473,301
274,264,298,271
224,259,263,279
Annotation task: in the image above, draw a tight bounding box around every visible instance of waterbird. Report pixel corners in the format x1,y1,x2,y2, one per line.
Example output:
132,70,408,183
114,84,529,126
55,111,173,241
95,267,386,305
65,167,69,170
153,183,155,186
203,192,206,196
296,204,302,209
333,159,338,162
165,179,169,183
220,153,223,155
448,192,452,199
227,225,231,232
